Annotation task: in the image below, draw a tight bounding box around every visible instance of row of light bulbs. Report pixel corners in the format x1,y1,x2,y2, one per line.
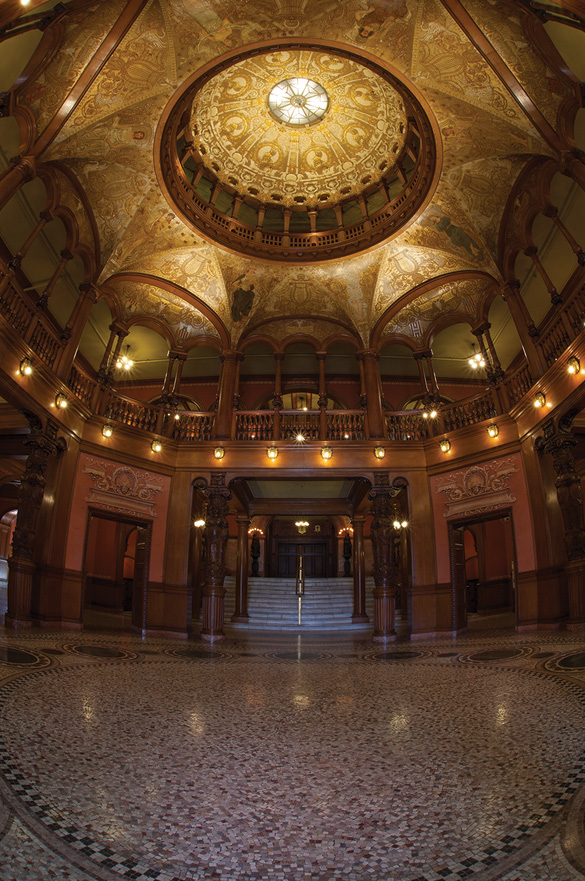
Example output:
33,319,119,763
439,423,500,454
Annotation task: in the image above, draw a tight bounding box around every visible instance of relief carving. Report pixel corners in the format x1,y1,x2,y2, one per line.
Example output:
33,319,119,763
84,458,164,517
435,457,519,517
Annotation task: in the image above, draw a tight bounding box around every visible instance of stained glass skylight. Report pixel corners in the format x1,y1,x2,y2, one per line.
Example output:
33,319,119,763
268,78,329,126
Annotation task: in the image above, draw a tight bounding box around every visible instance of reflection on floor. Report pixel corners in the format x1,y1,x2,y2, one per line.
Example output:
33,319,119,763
0,602,585,880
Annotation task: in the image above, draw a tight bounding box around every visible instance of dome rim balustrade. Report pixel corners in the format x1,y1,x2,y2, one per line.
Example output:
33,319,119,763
156,38,442,264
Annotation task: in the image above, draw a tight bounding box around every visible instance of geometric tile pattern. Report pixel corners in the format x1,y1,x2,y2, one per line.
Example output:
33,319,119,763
1,628,585,881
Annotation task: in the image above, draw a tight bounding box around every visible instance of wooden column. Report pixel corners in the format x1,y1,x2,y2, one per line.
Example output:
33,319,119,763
317,351,328,441
273,352,283,440
232,517,250,623
8,208,52,270
172,353,187,398
107,328,129,378
536,414,585,628
413,351,429,395
57,283,100,379
0,155,35,211
157,470,193,635
498,282,546,377
524,246,563,305
369,475,399,641
214,350,240,439
197,475,231,640
424,350,439,395
5,417,63,629
36,248,72,310
361,349,385,439
545,206,585,266
351,516,368,623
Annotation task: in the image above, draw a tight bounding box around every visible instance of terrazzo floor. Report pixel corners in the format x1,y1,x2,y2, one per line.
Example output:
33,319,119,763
1,610,585,880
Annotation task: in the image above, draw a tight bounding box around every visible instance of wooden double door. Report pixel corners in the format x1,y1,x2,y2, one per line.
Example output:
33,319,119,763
277,541,327,577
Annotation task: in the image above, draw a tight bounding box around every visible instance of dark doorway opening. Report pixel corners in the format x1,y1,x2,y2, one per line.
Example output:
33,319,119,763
82,510,151,631
277,541,327,577
449,509,517,633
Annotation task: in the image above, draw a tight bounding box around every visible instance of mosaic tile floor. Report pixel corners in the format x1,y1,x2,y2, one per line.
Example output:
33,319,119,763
1,617,585,880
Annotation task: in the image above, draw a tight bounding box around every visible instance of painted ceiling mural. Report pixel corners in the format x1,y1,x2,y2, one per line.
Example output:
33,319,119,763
107,279,221,345
382,277,491,342
14,0,577,355
190,49,407,206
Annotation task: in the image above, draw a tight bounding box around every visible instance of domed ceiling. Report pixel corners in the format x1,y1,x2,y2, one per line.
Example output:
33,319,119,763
191,49,408,207
0,0,583,373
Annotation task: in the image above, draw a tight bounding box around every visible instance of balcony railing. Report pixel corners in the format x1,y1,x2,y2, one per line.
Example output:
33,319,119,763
2,257,585,447
441,392,498,432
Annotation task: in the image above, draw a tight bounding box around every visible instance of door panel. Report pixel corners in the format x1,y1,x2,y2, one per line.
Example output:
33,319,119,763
451,525,467,632
277,542,327,577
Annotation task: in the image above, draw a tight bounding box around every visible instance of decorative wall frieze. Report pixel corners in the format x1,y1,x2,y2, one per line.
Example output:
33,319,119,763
435,457,519,518
84,458,164,518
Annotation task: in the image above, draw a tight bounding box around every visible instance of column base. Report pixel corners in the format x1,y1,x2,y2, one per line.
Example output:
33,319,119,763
4,614,34,630
352,614,370,623
373,633,397,643
231,614,250,623
200,631,226,642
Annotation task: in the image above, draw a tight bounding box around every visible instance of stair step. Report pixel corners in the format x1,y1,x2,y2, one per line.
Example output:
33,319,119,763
223,576,374,632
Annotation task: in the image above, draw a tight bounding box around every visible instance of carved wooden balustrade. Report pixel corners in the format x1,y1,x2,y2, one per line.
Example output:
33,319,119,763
102,393,160,433
236,411,275,441
327,411,366,440
385,411,429,441
0,274,63,369
0,276,36,337
501,363,533,408
67,364,97,407
441,392,498,432
235,410,366,441
172,412,215,441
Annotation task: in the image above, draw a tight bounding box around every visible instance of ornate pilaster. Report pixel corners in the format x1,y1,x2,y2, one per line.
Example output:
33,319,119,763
369,474,399,640
232,516,250,623
361,349,385,439
536,413,585,627
351,516,368,623
195,475,231,640
6,414,65,629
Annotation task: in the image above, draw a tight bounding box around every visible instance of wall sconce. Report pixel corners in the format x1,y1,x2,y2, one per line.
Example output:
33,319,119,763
266,446,278,460
194,519,205,528
295,520,309,534
151,439,162,453
213,445,225,459
374,445,386,459
55,392,68,409
567,356,581,375
439,438,451,453
19,358,33,376
174,413,180,421
320,445,333,460
533,391,546,408
487,424,499,439
102,424,113,438
422,409,438,420
393,519,409,530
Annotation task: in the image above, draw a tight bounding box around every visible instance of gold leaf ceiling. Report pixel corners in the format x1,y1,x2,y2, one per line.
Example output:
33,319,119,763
12,0,576,362
191,49,407,206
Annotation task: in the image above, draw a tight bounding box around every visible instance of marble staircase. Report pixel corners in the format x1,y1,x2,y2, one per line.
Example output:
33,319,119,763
223,576,374,631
